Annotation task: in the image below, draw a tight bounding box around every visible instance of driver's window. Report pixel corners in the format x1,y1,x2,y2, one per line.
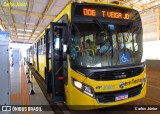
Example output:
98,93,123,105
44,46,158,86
117,33,124,49
124,33,138,52
124,33,133,50
133,34,138,51
54,38,60,49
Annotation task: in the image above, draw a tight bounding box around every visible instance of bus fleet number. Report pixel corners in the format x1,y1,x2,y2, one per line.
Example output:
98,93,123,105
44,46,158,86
83,8,96,16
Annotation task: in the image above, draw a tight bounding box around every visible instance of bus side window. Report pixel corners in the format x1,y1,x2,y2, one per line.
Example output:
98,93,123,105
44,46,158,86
54,36,63,60
44,35,46,44
43,36,46,54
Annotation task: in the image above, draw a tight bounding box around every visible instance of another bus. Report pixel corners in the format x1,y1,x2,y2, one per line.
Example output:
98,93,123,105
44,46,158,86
27,46,33,65
29,1,146,110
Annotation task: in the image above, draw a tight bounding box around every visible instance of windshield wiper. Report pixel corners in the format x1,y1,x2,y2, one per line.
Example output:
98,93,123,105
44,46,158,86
93,19,105,32
125,22,133,42
93,19,112,42
72,23,80,34
122,32,126,54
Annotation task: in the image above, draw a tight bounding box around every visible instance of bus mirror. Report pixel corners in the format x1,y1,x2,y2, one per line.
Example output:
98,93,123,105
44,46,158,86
66,45,70,54
54,27,58,32
63,44,67,60
63,36,69,44
63,26,69,45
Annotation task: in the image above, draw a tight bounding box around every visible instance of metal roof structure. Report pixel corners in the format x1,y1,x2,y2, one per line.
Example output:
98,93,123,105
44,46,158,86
0,0,159,43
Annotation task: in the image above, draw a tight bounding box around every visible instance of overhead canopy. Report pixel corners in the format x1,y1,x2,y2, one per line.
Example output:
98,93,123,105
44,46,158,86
0,0,159,43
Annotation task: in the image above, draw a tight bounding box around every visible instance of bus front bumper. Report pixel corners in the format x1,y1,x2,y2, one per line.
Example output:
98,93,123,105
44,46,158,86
67,81,147,110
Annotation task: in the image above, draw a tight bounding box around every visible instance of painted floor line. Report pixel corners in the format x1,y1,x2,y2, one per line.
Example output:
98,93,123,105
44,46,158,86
144,97,160,104
147,77,160,81
147,84,160,89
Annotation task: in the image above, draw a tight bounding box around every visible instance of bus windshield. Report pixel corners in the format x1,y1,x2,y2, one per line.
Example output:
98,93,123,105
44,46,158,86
70,20,143,68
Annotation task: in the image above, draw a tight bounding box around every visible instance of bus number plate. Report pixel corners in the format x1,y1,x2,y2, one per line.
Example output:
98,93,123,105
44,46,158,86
115,93,128,101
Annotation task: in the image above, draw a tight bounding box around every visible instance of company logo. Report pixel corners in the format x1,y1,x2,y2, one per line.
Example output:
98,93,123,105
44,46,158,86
103,85,115,90
119,82,125,88
96,86,102,89
1,106,43,111
119,79,142,88
2,106,11,111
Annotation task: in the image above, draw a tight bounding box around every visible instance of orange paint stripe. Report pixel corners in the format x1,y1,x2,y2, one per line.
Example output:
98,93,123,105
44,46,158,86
145,97,160,104
11,94,22,101
21,64,32,114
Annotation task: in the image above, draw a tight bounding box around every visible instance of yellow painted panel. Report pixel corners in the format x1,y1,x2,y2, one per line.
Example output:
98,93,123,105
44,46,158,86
38,54,46,79
33,55,37,70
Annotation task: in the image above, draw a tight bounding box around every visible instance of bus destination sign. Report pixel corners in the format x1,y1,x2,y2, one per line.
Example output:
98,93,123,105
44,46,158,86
83,8,130,20
74,5,134,20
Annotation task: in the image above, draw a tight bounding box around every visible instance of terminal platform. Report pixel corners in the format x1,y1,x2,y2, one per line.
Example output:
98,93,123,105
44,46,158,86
10,62,53,114
8,60,160,114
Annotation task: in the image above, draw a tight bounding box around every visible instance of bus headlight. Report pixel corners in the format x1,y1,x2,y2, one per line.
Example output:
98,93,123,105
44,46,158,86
141,55,146,63
73,80,83,89
83,85,94,97
142,74,146,87
72,78,94,98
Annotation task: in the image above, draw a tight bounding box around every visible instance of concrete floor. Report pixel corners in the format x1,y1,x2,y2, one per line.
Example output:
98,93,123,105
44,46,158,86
10,61,160,114
10,62,53,114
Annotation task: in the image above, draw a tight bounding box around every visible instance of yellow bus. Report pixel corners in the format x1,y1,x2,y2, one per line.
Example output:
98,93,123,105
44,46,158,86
30,1,147,110
26,46,33,65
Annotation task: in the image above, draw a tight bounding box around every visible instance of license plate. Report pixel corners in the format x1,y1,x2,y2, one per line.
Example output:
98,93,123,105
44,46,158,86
115,93,128,101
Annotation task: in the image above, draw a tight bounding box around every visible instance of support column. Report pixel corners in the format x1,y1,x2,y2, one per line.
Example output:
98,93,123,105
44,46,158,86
0,31,10,114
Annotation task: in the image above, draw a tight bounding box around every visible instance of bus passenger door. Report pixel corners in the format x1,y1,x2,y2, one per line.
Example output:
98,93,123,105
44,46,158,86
36,42,39,71
45,29,52,93
50,22,67,102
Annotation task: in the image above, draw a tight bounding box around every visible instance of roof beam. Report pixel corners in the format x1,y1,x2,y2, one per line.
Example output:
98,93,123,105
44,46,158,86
1,21,45,29
11,34,37,38
10,30,39,35
8,0,17,39
29,0,72,43
10,38,33,43
28,0,55,41
140,0,160,10
140,4,160,13
0,7,55,20
24,0,30,43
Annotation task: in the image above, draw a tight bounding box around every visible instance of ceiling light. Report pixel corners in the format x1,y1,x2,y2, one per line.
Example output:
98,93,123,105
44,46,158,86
32,35,37,37
25,34,31,36
141,0,146,4
24,37,29,39
18,33,23,35
25,29,32,32
18,37,23,39
35,31,40,33
17,29,24,31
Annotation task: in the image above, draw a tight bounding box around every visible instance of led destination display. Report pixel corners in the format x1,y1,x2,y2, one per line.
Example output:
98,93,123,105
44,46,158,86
83,8,130,19
74,4,136,20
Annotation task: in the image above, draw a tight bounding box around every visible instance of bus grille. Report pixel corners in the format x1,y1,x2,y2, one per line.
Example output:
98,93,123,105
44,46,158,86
95,85,142,104
89,67,144,81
